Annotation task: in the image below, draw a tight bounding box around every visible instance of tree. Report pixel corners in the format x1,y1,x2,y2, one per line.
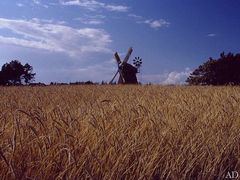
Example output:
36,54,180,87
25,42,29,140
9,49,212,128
23,63,35,84
186,52,240,85
0,60,35,85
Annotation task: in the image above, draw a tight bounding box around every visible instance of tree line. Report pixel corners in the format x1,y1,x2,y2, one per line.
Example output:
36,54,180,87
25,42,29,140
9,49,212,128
1,51,240,86
0,60,105,86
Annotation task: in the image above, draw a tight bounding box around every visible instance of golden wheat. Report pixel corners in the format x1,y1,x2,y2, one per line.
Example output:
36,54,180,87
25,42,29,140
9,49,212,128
0,85,240,179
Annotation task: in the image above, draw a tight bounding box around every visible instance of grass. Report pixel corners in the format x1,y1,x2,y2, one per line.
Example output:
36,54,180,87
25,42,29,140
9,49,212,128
0,85,240,179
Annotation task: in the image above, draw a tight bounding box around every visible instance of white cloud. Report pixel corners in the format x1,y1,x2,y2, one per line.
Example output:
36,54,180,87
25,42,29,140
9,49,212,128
60,0,129,12
0,17,112,57
84,19,103,25
128,14,170,30
75,14,105,25
105,5,129,12
207,33,217,37
60,0,104,10
16,3,24,7
31,18,66,25
128,14,142,19
32,0,49,8
143,68,192,84
144,19,170,29
162,68,192,84
33,0,40,5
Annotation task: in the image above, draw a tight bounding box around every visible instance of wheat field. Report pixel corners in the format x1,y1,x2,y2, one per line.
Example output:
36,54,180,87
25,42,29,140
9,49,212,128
0,85,239,179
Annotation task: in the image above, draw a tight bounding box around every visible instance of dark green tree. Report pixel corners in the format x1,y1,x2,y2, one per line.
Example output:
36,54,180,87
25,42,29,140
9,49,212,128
23,63,35,84
0,60,35,85
186,52,240,85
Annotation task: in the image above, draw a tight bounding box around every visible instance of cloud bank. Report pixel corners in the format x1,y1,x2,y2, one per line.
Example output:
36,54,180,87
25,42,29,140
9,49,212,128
0,18,112,57
143,68,192,84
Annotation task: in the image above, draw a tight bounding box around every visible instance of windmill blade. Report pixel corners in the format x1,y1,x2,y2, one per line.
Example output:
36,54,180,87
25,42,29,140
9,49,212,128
123,47,133,64
114,52,121,64
109,69,119,84
110,69,125,84
118,69,125,84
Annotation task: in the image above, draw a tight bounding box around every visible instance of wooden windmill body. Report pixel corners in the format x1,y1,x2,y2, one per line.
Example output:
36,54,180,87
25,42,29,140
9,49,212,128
110,47,138,84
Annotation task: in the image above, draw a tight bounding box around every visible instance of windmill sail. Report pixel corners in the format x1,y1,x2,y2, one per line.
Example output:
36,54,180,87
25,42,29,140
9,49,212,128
109,70,119,84
114,52,121,64
123,47,133,63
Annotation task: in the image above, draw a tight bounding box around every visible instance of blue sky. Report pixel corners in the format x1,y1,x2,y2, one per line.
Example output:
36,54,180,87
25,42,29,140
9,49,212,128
0,0,240,84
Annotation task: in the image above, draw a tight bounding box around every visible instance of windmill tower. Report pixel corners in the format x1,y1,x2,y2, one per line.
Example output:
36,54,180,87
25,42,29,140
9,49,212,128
110,47,140,84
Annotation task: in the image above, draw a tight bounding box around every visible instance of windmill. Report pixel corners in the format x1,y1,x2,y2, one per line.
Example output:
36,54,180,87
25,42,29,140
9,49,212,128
110,47,139,84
